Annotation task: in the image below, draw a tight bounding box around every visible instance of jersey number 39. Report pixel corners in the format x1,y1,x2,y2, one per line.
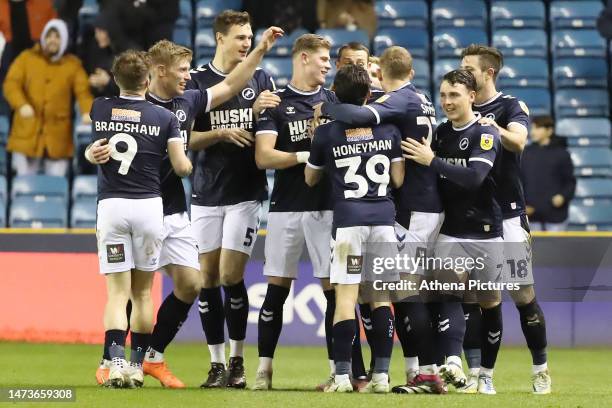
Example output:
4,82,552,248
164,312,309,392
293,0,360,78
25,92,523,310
109,133,138,175
335,154,390,199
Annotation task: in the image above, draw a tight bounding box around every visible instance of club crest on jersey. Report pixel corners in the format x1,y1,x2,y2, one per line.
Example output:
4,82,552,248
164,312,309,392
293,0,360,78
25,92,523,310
518,100,530,115
459,137,469,150
480,134,494,151
242,87,256,100
375,94,390,104
175,109,187,122
345,127,374,142
286,106,296,115
485,113,495,120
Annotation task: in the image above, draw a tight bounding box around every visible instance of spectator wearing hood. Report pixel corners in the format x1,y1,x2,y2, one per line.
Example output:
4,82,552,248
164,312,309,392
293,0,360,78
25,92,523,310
3,19,93,176
78,13,118,98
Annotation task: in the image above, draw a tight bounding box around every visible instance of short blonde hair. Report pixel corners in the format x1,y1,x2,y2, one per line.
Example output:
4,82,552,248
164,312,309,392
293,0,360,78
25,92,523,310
292,34,331,57
112,50,150,92
379,46,413,80
148,39,193,67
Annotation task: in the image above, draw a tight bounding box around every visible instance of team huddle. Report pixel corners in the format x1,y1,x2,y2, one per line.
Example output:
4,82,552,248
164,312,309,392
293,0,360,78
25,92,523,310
87,9,552,396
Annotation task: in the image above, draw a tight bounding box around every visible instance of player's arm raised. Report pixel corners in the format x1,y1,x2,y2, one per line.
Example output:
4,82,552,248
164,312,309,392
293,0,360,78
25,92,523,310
255,132,305,169
208,26,283,110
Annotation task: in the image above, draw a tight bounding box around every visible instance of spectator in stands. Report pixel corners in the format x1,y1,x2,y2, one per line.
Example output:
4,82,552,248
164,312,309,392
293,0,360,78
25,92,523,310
521,116,576,232
78,13,118,97
3,19,92,176
243,0,318,34
596,0,612,39
317,0,377,40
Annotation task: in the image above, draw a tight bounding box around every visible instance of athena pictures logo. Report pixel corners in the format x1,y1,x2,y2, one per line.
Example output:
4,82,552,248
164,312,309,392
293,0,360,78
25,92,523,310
175,109,187,122
242,88,255,100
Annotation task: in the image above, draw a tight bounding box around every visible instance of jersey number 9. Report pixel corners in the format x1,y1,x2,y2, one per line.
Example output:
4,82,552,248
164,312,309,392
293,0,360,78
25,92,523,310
109,133,138,175
335,154,390,199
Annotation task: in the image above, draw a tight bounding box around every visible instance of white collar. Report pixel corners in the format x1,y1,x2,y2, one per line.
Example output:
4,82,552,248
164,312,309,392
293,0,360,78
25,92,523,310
452,112,482,131
474,92,502,107
287,83,321,95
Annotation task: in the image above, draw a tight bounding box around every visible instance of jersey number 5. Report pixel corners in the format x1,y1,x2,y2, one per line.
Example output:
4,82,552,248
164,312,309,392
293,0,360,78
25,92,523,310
109,133,138,175
335,154,390,199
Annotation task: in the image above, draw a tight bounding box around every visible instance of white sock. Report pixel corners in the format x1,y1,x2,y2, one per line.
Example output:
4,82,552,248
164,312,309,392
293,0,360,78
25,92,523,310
420,364,437,375
329,359,336,375
447,355,462,368
532,363,548,374
469,367,480,376
208,343,225,366
335,373,349,384
480,367,494,377
405,357,419,373
258,357,273,372
229,339,244,358
144,347,164,363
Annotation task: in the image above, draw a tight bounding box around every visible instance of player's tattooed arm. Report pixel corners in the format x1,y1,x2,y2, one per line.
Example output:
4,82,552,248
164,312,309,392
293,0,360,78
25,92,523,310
478,117,527,153
189,128,255,150
84,138,111,164
209,26,284,110
255,133,304,169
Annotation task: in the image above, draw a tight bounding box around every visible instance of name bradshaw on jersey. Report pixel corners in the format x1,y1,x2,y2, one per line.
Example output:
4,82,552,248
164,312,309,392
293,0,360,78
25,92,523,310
94,120,161,136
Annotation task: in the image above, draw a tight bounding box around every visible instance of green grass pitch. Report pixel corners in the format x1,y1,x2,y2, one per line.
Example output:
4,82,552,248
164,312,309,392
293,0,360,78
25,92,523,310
1,342,610,407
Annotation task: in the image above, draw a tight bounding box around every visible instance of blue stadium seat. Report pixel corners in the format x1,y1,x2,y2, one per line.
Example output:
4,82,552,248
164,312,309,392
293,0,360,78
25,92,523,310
556,118,611,147
0,200,5,227
0,115,8,144
504,88,551,116
568,202,612,231
376,0,428,28
176,0,193,28
78,1,99,29
552,30,607,58
433,58,458,83
553,58,608,89
71,199,97,228
569,148,612,177
490,1,545,30
73,124,95,175
555,89,610,118
412,58,431,92
196,0,241,29
173,27,192,48
0,175,6,204
195,30,216,59
492,29,547,57
72,175,98,201
315,29,370,57
498,57,549,88
574,178,612,205
432,0,487,29
11,175,68,203
374,27,429,58
550,1,603,30
260,58,293,88
433,28,488,58
9,197,68,228
0,147,6,176
255,28,308,57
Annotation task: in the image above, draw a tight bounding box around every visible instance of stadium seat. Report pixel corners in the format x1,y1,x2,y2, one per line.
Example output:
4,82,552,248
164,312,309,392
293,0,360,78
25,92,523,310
553,58,608,89
555,89,610,118
569,148,612,177
0,147,6,176
375,0,429,28
315,29,370,57
504,88,551,116
556,118,611,147
255,28,307,57
173,27,192,48
550,1,603,30
73,124,96,175
77,1,99,30
260,58,292,88
412,58,431,92
196,0,240,29
0,114,8,144
176,0,193,29
432,0,487,29
498,57,549,88
0,175,6,204
433,58,458,83
0,200,5,227
374,27,429,59
433,28,488,58
552,30,607,58
568,202,612,231
574,178,612,205
72,175,98,201
71,199,97,228
9,197,68,228
195,30,216,59
492,29,547,57
11,175,68,203
490,1,545,30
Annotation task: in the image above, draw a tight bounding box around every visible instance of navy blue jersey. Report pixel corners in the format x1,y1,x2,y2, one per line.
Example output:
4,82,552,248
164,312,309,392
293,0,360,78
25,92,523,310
146,89,211,215
434,116,503,239
309,121,403,228
472,92,530,219
187,63,275,206
91,96,182,200
360,82,442,214
255,84,338,212
368,87,385,103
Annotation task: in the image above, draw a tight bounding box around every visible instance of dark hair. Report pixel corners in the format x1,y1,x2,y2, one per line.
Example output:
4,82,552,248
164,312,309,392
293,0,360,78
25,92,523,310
461,44,504,80
213,10,250,37
337,42,370,61
442,69,477,92
333,64,371,105
532,115,554,128
111,50,150,92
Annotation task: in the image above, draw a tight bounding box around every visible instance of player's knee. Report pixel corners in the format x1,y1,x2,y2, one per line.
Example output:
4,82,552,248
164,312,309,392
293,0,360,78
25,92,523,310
219,269,243,287
174,268,201,301
510,285,535,306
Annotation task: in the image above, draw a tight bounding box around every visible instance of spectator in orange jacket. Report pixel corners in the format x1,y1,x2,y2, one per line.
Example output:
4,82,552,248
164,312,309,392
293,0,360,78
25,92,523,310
3,18,93,176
